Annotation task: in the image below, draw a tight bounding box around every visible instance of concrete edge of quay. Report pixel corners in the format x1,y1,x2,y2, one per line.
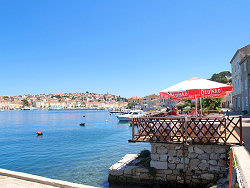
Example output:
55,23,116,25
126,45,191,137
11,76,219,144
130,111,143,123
233,146,250,188
0,168,96,188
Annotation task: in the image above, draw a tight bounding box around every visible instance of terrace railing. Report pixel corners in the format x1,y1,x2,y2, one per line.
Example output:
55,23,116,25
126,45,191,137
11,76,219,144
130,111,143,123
129,116,242,145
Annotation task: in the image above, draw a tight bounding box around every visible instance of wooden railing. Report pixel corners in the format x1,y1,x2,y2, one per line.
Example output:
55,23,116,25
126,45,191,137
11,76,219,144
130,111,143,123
130,116,242,145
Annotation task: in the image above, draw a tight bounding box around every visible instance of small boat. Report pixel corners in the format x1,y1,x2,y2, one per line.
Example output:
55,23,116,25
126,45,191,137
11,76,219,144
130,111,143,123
80,123,85,126
36,132,43,135
83,115,85,117
117,110,146,121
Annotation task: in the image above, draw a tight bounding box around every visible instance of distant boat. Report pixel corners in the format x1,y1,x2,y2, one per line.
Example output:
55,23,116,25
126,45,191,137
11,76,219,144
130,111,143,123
117,110,146,121
80,123,85,126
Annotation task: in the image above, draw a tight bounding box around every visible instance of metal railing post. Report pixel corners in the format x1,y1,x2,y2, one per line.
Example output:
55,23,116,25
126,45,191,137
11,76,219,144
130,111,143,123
240,116,242,146
132,118,135,140
229,146,234,188
185,116,187,145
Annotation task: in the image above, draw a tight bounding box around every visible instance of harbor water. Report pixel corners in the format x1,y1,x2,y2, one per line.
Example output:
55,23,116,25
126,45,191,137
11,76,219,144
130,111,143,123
0,110,150,187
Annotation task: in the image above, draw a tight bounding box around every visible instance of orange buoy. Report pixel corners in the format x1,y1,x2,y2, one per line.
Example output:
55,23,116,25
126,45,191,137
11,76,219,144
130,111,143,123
36,132,43,135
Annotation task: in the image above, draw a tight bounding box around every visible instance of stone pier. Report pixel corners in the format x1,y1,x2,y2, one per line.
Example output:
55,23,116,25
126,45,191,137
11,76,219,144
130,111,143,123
109,143,230,187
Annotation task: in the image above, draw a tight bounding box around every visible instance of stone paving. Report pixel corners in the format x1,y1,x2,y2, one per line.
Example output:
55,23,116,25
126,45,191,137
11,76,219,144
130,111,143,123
228,111,250,152
0,168,95,188
0,175,56,188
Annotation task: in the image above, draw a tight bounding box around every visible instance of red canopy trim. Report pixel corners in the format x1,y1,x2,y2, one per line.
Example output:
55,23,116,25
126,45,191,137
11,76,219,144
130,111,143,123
160,85,233,101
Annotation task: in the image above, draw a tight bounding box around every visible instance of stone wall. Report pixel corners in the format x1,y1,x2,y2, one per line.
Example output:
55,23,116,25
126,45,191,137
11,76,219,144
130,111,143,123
109,143,230,187
150,143,229,186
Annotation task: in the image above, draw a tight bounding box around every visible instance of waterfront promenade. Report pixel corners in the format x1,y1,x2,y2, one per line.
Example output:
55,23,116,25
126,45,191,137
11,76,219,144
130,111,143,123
0,168,95,188
228,111,250,187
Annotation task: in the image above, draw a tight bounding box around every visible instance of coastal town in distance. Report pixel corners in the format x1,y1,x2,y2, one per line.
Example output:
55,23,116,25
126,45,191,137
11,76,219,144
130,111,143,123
1,1,250,188
0,92,167,111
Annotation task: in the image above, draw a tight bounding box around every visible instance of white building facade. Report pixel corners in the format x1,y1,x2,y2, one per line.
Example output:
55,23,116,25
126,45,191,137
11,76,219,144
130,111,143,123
230,44,250,111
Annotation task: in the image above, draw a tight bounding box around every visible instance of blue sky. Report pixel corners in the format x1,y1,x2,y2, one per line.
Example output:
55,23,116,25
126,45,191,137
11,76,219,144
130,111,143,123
0,0,249,97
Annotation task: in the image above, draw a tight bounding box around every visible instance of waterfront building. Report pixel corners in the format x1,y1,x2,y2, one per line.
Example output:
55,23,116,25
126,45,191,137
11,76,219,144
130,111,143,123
230,44,250,111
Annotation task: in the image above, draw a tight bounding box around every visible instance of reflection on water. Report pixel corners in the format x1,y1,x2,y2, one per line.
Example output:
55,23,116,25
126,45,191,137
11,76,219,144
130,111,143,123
0,110,150,187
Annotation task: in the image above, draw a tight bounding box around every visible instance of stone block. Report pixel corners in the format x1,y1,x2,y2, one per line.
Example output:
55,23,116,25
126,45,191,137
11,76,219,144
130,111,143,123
201,173,214,180
151,154,160,161
216,147,226,154
175,145,182,150
168,150,177,156
220,166,227,172
188,146,194,153
157,146,167,154
218,159,226,166
160,154,168,161
167,144,176,150
176,150,183,156
172,169,180,175
209,165,220,171
150,161,167,169
109,163,125,176
198,153,209,160
168,164,176,170
176,164,184,169
208,160,217,165
168,156,180,164
188,152,198,158
189,159,200,166
164,169,173,175
139,173,152,179
155,175,166,181
166,175,176,181
210,152,220,160
151,143,157,153
181,157,190,164
123,166,137,175
198,162,209,170
204,146,214,153
192,178,201,183
176,179,184,184
136,167,148,173
194,147,204,154
177,176,182,180
220,153,226,159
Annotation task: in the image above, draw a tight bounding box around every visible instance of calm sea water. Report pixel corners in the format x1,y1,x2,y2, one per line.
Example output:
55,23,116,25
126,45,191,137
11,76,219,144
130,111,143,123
0,110,149,187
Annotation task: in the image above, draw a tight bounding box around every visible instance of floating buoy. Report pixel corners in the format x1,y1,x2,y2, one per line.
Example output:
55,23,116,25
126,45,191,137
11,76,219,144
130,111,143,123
36,132,43,135
80,123,85,126
127,117,130,119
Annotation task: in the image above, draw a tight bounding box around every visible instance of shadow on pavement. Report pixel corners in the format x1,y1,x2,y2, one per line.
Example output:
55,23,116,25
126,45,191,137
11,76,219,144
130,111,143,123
242,126,250,153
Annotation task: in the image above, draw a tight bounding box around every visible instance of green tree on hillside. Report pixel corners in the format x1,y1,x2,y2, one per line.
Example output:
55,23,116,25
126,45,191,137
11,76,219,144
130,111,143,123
210,71,231,83
22,99,29,106
202,71,231,110
128,102,136,109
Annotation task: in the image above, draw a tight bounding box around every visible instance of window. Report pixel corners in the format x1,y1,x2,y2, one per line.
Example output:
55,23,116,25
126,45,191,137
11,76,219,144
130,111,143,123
235,65,236,72
245,79,247,90
244,62,247,72
246,97,248,107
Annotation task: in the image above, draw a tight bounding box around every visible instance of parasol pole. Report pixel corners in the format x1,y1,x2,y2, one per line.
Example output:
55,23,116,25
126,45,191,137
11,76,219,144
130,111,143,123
200,98,203,116
195,96,197,117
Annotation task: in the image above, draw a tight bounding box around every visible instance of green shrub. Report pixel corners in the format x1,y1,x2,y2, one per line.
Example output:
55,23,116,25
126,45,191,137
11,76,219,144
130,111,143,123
148,167,156,176
139,149,151,158
242,110,248,114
